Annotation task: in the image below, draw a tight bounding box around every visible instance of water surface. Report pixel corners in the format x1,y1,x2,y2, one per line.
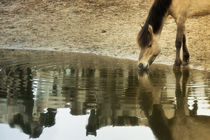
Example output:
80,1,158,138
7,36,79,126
0,49,210,140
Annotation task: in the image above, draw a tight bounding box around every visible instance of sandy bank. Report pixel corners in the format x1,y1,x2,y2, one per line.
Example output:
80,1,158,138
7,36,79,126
0,0,209,70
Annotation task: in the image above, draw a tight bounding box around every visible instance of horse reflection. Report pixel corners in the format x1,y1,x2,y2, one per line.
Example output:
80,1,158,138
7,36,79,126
138,68,210,140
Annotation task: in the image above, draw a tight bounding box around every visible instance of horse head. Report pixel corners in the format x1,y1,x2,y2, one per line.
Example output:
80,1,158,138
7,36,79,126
137,24,160,70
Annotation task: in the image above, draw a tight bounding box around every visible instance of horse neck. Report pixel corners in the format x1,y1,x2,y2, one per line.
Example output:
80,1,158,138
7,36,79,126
145,0,172,35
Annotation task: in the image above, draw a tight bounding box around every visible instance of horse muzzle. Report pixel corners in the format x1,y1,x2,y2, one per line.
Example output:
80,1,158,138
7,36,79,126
138,62,149,71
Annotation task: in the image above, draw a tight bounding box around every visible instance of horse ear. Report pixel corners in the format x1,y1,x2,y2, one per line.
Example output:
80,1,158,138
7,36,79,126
148,24,153,35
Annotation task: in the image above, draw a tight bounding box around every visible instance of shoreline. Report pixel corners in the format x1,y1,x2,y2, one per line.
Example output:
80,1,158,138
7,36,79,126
0,47,209,72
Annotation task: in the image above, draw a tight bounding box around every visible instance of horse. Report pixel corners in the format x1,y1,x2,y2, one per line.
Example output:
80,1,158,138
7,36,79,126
137,0,210,70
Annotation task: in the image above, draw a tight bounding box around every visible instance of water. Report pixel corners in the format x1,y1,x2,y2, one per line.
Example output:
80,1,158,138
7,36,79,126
0,49,210,140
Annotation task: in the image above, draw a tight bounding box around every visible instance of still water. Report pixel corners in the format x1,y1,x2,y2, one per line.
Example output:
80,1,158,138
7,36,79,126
0,49,210,140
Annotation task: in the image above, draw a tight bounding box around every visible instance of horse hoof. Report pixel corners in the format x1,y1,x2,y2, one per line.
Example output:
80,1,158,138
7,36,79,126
173,65,181,71
182,61,189,66
174,60,182,67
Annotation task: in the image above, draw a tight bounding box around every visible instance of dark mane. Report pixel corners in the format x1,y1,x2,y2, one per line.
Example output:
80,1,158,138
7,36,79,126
138,0,172,48
138,26,152,48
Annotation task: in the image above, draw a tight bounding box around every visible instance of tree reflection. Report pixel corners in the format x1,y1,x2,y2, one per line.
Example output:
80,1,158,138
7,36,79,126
0,50,210,139
0,66,57,138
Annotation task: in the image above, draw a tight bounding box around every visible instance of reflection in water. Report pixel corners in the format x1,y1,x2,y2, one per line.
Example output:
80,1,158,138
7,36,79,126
138,68,210,140
0,65,57,138
0,50,210,139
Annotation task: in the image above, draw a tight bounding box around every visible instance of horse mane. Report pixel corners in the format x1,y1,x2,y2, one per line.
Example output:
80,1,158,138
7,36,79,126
138,0,172,48
138,25,152,48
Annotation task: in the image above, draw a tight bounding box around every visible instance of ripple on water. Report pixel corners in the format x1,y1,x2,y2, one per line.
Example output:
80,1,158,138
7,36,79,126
0,49,210,139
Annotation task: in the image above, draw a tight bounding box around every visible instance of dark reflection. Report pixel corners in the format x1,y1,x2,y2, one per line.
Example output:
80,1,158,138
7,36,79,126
86,109,98,136
0,50,210,139
0,65,57,138
138,68,210,140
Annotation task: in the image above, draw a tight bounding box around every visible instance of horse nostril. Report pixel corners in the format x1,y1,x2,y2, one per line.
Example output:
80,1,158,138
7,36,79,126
138,63,144,69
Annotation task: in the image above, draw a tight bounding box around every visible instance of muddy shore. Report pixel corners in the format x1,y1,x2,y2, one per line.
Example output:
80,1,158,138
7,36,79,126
0,0,210,70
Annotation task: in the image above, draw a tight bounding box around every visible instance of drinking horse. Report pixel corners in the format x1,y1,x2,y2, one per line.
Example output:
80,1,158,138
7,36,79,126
137,0,210,70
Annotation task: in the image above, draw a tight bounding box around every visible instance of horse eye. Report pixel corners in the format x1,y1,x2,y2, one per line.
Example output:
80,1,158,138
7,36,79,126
148,44,152,48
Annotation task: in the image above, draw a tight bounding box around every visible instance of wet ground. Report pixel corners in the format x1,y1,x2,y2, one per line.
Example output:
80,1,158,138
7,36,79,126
0,0,210,68
0,50,210,140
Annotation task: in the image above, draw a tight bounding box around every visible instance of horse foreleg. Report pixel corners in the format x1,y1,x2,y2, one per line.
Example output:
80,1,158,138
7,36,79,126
174,20,186,67
182,34,190,65
174,25,183,66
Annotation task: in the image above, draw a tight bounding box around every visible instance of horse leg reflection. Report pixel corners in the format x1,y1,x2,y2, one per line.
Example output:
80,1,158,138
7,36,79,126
138,68,210,140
